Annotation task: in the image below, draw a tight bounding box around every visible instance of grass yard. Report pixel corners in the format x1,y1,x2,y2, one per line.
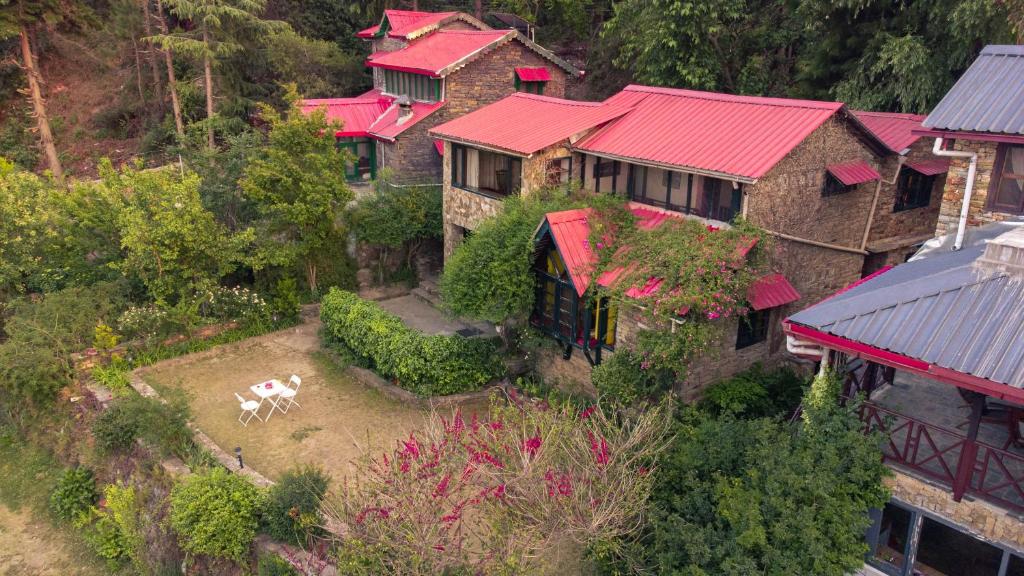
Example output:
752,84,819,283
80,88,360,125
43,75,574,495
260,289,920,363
139,311,491,484
0,432,116,576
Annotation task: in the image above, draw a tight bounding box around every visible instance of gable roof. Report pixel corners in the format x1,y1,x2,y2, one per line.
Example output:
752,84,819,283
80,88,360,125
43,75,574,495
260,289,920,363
366,29,578,79
368,100,446,142
356,10,488,40
786,238,1024,390
923,45,1024,136
300,97,393,137
429,93,632,156
852,110,927,154
574,85,879,183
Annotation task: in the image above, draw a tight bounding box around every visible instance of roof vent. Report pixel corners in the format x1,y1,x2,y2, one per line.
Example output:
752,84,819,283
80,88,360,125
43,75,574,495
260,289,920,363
978,227,1024,275
396,95,413,125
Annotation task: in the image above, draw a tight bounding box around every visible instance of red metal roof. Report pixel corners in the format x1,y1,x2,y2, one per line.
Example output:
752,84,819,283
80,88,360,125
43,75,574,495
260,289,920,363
356,87,386,100
747,273,801,311
575,85,845,182
827,160,881,185
356,10,460,39
429,93,632,156
368,100,445,141
906,158,951,176
367,30,513,78
299,98,393,137
541,202,760,299
852,110,927,154
515,67,550,82
434,139,444,155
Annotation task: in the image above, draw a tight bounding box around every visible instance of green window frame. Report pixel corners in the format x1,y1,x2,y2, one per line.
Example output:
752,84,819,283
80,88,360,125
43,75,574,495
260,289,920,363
383,70,439,102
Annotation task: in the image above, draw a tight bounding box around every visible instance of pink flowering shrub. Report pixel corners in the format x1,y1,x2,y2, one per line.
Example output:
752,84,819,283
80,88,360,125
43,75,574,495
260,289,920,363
327,394,672,574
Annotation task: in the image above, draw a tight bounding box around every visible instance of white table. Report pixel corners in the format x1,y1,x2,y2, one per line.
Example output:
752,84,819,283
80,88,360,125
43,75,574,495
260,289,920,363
249,379,287,420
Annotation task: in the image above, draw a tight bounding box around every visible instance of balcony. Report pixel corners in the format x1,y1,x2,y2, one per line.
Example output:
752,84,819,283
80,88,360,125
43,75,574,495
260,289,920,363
853,367,1024,514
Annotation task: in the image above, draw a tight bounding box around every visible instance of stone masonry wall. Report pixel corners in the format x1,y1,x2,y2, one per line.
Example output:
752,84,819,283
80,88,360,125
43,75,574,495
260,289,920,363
747,116,877,306
887,470,1024,551
521,145,573,197
378,117,444,182
867,139,944,252
935,140,1013,237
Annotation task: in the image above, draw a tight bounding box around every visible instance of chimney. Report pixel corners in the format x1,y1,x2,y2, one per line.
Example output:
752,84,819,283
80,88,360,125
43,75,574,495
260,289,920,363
396,96,413,126
977,227,1024,275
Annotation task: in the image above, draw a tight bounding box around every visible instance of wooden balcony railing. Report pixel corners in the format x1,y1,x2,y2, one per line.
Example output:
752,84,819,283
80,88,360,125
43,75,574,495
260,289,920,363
858,401,1024,514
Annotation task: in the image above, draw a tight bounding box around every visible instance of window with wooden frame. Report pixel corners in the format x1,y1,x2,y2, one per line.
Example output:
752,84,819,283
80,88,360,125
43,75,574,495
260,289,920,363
546,157,572,185
735,309,769,349
894,168,936,212
593,161,620,179
987,144,1024,214
822,172,855,196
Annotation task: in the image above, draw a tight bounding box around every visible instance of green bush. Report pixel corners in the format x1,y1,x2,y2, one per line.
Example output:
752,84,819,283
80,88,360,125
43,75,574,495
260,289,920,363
263,467,330,545
271,277,301,323
700,363,807,418
76,506,130,567
258,554,300,576
591,350,674,409
92,402,142,453
50,467,99,520
169,467,264,563
320,289,504,396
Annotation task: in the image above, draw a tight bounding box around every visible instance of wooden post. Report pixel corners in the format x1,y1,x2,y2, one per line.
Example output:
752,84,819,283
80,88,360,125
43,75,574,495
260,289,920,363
952,393,985,501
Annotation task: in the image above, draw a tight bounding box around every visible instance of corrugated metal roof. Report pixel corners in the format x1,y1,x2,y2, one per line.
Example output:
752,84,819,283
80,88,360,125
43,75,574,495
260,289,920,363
827,160,880,185
923,45,1024,136
300,98,393,137
787,245,1024,389
356,10,460,39
748,273,801,311
429,93,632,156
515,67,550,82
852,110,926,153
574,85,846,181
367,30,512,77
368,100,445,141
906,158,951,176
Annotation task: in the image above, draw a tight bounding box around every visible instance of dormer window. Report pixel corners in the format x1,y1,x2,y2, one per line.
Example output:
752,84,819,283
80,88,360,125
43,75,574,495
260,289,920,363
515,67,550,95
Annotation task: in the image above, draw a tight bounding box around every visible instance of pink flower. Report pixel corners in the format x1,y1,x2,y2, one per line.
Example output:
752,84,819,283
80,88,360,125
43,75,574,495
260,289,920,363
588,431,610,466
402,434,420,459
433,475,451,498
492,484,506,498
557,474,573,496
707,311,720,320
580,405,597,420
524,435,542,457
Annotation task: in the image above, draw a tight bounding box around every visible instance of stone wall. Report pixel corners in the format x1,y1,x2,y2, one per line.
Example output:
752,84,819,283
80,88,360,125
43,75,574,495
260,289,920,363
443,186,504,257
378,116,444,181
866,139,944,251
935,140,1016,237
886,469,1024,551
521,145,573,197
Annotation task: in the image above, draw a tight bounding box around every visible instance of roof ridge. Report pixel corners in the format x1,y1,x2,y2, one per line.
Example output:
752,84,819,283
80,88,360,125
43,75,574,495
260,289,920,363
853,110,927,120
622,84,843,110
508,93,604,106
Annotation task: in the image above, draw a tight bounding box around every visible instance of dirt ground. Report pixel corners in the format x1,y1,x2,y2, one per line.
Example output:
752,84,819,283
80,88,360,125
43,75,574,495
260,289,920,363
140,311,491,484
0,505,107,576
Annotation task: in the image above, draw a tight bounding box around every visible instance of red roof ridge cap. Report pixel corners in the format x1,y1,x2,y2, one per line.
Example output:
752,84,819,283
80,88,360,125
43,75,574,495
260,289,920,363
507,93,605,106
621,84,844,110
852,109,927,121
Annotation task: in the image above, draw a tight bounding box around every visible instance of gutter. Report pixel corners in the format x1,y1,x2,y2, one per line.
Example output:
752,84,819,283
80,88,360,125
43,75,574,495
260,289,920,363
930,137,977,250
859,156,906,251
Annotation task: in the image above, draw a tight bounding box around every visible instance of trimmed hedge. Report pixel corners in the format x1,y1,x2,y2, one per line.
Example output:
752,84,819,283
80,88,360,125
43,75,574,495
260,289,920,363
320,288,503,396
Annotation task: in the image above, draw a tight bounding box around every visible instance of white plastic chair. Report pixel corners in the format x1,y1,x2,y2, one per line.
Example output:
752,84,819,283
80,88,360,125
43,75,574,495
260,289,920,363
235,393,263,426
279,375,301,413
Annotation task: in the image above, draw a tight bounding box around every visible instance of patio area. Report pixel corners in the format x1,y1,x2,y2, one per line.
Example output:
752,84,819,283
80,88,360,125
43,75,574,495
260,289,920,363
139,309,492,483
864,371,1024,513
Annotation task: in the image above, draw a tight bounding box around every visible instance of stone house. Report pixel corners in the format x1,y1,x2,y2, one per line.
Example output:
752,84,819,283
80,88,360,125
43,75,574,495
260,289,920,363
914,45,1024,243
430,85,942,396
300,9,578,185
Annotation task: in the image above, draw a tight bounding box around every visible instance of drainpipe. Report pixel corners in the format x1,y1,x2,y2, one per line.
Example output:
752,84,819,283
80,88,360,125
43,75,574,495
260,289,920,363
786,333,824,359
859,156,906,251
931,137,978,250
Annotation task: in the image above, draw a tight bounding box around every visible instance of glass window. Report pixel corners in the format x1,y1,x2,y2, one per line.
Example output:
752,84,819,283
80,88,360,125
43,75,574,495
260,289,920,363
662,170,683,190
1006,554,1024,576
822,172,855,196
871,503,913,572
895,168,936,212
914,516,1003,576
700,177,740,221
383,70,438,102
990,145,1024,214
735,309,769,349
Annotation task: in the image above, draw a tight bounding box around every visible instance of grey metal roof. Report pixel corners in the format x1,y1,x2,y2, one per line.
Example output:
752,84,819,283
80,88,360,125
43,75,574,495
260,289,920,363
922,45,1024,135
788,245,1024,389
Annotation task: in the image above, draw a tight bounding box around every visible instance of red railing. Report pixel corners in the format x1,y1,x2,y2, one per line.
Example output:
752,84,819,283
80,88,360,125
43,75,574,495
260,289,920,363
858,402,1024,514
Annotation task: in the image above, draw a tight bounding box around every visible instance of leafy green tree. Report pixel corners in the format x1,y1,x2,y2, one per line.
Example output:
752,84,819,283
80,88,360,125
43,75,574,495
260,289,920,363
240,87,352,295
263,27,366,98
112,162,253,302
350,173,442,283
148,0,284,148
439,191,577,327
600,379,888,575
0,158,59,298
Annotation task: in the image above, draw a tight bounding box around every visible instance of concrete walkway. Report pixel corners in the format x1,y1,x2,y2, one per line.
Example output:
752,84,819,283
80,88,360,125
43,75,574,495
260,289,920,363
378,294,495,337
